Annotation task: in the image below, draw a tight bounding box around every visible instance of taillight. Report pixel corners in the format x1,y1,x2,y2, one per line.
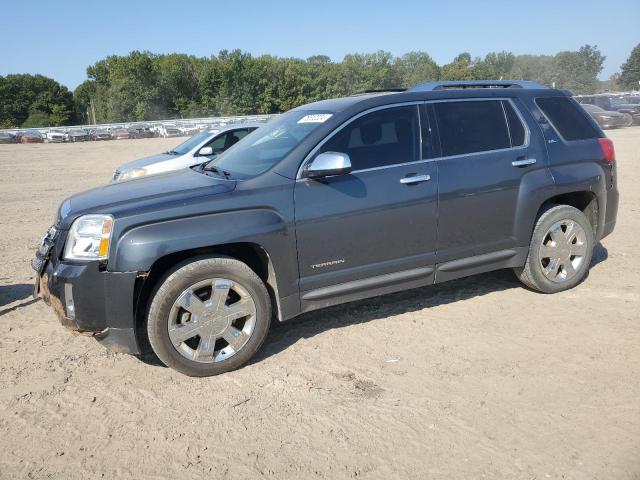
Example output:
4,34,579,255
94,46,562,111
598,137,615,165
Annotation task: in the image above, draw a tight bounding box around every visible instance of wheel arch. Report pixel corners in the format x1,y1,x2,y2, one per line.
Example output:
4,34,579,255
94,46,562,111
133,242,283,351
535,191,599,235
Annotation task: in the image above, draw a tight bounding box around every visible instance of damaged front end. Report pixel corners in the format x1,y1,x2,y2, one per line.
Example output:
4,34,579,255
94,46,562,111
32,225,142,355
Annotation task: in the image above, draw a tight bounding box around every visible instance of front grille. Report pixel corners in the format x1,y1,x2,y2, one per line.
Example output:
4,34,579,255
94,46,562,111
31,226,58,273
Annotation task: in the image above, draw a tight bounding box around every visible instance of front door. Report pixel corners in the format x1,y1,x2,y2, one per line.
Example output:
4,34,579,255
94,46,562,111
294,104,438,309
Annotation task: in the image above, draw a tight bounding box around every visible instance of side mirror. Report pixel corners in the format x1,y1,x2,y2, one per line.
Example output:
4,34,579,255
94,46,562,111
197,146,213,156
306,152,352,178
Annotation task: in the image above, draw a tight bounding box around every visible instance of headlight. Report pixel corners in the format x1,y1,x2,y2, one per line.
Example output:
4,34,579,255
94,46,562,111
118,168,147,181
63,215,114,261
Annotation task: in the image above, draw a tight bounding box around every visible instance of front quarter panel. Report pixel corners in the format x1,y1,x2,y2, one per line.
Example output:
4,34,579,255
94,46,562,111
110,174,298,297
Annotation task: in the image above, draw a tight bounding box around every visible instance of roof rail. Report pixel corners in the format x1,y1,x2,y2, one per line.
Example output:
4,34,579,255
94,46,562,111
350,88,406,96
408,80,547,91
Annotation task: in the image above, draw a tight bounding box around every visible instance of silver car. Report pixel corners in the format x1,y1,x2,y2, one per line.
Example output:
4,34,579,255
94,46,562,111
112,124,260,182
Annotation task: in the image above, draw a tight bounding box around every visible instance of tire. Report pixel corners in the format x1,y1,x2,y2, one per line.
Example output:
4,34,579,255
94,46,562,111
514,204,594,293
147,256,271,376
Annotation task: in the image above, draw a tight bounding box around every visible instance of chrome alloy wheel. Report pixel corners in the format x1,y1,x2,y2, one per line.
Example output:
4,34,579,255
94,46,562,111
538,219,588,283
168,278,257,363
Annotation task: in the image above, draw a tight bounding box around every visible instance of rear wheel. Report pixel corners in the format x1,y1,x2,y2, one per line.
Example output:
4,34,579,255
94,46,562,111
147,257,271,376
515,205,594,293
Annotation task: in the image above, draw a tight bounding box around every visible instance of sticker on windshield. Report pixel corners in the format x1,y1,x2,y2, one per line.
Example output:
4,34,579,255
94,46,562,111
297,113,333,124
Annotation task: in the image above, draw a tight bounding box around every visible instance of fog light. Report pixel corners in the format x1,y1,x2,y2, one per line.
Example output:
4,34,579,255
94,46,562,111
64,283,75,319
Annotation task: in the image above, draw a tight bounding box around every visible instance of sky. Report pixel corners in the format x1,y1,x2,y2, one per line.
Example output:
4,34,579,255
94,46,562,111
1,0,638,90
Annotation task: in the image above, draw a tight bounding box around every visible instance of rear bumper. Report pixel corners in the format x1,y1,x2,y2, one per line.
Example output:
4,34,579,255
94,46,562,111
36,259,141,354
599,167,619,241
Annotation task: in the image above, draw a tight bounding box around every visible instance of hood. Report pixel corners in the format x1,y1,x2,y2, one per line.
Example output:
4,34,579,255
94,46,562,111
116,152,177,171
58,168,235,227
596,110,625,117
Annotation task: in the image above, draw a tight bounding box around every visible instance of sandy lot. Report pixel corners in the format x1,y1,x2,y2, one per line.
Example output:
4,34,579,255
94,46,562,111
0,130,639,479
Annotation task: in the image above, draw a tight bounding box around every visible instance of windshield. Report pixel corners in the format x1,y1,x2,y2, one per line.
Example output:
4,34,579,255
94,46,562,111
204,110,333,178
170,130,214,155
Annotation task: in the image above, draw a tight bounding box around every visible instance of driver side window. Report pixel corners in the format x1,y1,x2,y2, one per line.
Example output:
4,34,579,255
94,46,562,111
318,105,420,171
206,133,230,154
205,130,248,154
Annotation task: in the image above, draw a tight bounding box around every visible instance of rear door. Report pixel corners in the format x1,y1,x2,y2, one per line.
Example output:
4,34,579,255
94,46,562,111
431,98,548,280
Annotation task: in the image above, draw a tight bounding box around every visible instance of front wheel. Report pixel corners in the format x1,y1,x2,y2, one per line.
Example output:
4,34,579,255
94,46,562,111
514,205,594,293
147,257,271,376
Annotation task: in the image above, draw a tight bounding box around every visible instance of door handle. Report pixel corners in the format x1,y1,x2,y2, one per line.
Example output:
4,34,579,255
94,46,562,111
511,158,537,167
400,174,431,184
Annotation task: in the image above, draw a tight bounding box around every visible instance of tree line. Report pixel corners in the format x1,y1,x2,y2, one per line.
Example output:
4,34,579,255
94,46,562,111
1,43,639,129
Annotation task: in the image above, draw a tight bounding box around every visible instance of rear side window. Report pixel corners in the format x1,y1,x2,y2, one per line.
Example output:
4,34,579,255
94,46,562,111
535,97,600,141
318,105,419,171
433,100,510,156
503,101,526,147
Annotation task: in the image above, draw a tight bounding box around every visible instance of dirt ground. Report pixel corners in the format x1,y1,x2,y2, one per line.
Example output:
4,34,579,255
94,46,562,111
0,130,638,480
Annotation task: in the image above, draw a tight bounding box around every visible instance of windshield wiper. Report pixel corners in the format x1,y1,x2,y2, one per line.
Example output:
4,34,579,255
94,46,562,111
202,164,231,178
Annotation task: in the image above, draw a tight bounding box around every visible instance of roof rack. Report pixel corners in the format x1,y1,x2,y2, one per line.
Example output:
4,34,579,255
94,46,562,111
350,88,407,96
408,80,547,91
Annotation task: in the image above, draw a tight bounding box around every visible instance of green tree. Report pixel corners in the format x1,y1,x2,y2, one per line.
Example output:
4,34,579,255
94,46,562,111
509,54,555,85
394,51,440,87
340,51,398,93
73,80,97,124
441,53,499,81
619,43,640,90
0,74,73,127
482,51,516,79
22,111,52,128
598,73,622,93
551,45,605,94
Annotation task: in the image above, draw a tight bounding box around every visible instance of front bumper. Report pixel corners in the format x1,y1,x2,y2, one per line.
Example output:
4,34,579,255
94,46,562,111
35,258,141,354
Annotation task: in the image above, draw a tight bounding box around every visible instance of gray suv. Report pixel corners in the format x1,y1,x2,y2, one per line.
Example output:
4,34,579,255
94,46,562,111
33,80,619,376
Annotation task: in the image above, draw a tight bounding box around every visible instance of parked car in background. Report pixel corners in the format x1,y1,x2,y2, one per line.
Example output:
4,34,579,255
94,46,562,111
111,128,132,140
580,104,633,129
576,95,640,124
130,125,155,138
159,126,183,138
66,129,90,142
0,132,17,144
90,129,112,141
178,126,201,136
46,130,66,143
20,130,44,143
608,94,640,105
112,124,260,182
